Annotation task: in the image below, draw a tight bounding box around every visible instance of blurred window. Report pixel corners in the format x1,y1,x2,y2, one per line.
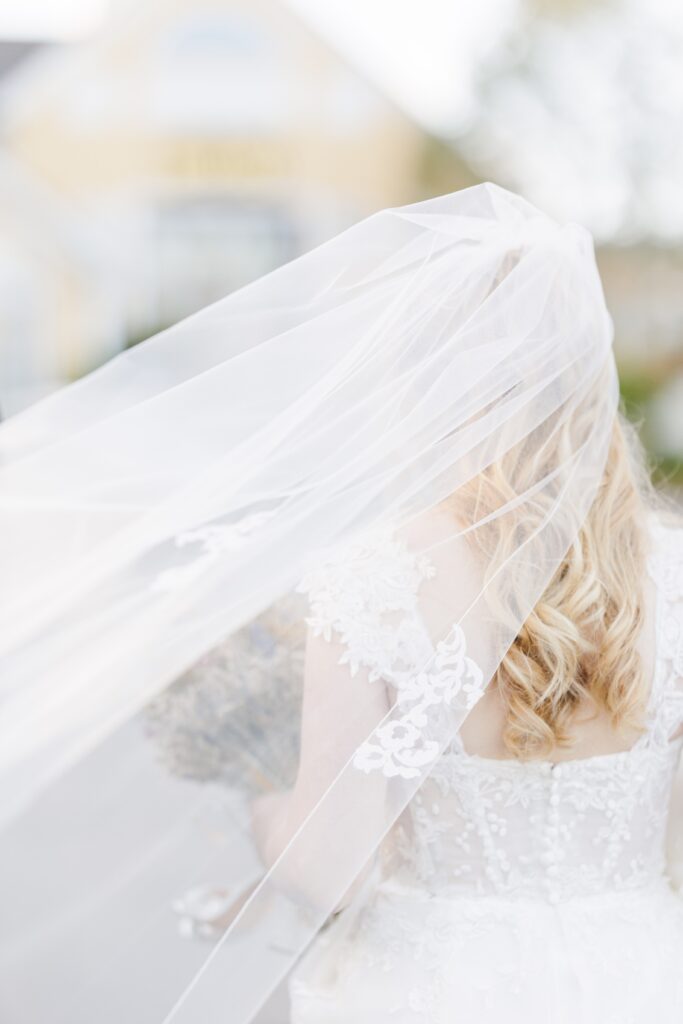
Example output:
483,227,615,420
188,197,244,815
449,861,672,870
149,13,290,134
153,196,298,324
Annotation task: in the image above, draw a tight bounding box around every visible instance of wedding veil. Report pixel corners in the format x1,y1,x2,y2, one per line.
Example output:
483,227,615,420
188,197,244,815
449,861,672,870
0,182,618,1022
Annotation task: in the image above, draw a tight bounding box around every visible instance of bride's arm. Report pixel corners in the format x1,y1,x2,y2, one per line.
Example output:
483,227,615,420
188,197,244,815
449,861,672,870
250,514,484,913
251,625,390,910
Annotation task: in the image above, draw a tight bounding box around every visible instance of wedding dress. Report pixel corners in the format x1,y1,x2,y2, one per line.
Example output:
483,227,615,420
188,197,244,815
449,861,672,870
289,515,683,1024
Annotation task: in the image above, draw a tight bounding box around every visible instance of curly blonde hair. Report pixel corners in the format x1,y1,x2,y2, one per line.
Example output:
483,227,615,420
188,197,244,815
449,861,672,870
461,406,658,760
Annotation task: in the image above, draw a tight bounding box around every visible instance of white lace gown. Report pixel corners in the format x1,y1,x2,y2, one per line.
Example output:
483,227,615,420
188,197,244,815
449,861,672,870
288,518,683,1023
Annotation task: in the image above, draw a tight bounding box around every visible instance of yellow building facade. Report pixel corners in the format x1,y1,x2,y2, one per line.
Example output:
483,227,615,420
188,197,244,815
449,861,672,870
0,0,476,408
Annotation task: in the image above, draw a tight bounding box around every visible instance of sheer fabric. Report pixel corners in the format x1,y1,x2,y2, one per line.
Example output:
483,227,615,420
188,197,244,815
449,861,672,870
0,183,620,1022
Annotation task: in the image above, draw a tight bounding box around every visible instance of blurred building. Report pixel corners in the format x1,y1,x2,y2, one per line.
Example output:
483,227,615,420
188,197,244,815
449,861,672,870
0,0,474,412
597,243,683,468
3,0,679,474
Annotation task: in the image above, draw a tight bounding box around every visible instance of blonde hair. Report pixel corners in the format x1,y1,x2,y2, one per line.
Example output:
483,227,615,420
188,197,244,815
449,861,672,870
460,406,658,761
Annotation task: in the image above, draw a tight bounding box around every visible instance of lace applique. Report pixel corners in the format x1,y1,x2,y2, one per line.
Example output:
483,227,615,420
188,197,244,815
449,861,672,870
353,626,483,779
152,511,275,593
296,526,484,780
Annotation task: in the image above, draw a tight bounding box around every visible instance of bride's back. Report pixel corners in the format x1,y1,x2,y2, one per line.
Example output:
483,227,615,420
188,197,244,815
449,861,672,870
385,514,683,906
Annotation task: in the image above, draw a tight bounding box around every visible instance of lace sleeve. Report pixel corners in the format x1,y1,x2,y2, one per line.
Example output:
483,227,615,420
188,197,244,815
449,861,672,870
251,529,427,904
253,524,479,913
296,525,484,780
296,527,438,691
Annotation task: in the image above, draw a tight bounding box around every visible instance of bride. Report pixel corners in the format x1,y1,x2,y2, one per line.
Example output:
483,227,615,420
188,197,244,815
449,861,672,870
286,413,683,1023
1,182,682,1024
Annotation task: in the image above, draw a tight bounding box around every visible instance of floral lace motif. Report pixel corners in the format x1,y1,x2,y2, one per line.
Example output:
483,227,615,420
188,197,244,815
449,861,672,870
296,526,484,780
152,510,275,593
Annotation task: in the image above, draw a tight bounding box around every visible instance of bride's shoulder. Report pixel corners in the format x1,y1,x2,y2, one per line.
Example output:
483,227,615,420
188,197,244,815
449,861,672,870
295,517,434,627
296,504,483,632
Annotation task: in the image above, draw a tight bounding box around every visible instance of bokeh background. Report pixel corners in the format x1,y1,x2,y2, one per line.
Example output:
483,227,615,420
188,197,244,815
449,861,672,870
0,0,682,489
0,3,681,1019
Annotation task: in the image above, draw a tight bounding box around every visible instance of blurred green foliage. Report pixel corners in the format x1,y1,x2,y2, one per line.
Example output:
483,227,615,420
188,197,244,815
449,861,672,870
620,371,683,488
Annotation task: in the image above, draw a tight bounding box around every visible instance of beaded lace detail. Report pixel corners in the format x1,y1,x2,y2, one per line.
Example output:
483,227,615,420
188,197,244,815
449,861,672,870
299,517,683,905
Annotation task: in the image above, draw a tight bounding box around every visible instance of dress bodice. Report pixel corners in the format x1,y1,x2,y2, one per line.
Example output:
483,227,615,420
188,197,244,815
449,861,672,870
393,734,683,904
299,515,683,906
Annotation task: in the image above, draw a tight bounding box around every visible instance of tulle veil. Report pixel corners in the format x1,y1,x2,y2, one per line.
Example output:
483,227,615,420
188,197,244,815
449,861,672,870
0,182,619,1022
